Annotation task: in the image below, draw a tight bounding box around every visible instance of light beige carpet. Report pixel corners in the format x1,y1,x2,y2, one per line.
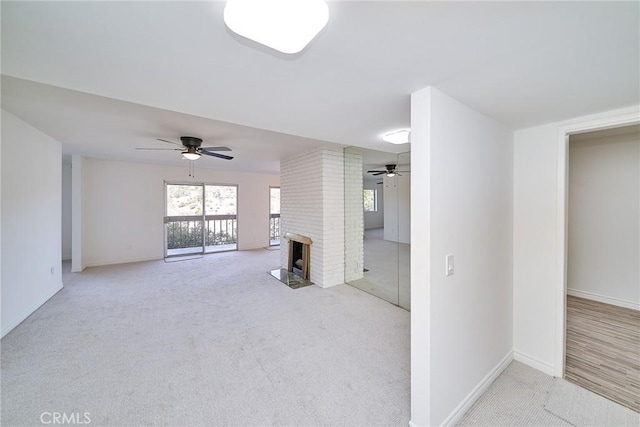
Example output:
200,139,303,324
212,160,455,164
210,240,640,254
1,249,410,426
458,361,639,426
545,379,640,426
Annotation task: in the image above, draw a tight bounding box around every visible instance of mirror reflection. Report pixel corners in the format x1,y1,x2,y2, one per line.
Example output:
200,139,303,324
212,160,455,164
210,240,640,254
345,147,411,310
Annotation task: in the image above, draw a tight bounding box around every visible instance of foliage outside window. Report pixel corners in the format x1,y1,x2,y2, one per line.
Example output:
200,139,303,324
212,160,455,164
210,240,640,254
363,189,377,212
165,184,238,250
270,188,281,214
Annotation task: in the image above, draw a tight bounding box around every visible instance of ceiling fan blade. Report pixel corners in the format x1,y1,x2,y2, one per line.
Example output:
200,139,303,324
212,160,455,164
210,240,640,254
156,138,182,146
366,170,384,173
372,171,385,176
201,146,232,152
376,181,383,184
201,151,234,160
135,147,182,151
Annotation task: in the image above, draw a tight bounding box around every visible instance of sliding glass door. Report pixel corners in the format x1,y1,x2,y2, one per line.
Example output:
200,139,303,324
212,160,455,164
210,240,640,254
269,187,280,246
165,183,238,257
204,185,237,252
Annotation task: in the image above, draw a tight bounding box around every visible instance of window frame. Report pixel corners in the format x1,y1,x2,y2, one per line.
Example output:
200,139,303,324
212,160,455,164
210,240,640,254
363,188,378,212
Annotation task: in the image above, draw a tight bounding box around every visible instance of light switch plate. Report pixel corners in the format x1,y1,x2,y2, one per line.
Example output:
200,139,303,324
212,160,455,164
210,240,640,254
446,254,454,276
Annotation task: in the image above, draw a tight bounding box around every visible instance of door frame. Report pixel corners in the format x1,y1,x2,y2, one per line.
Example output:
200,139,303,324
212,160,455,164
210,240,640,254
269,186,280,246
554,110,640,378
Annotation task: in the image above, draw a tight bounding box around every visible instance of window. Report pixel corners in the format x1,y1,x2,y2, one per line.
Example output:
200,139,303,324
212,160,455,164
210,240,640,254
363,189,377,212
269,187,281,246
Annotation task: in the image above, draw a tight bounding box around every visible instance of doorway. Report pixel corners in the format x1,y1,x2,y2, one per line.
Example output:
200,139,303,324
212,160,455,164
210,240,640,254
164,182,238,257
565,125,639,411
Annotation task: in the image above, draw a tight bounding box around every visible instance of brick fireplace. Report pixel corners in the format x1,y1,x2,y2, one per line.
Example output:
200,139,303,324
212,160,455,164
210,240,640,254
279,147,363,288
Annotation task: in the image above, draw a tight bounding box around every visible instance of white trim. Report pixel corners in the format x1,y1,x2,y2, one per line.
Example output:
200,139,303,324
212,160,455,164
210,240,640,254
440,351,514,427
408,421,420,427
1,282,63,338
71,264,86,273
513,349,556,377
555,108,640,379
567,288,639,311
555,129,569,379
84,255,162,269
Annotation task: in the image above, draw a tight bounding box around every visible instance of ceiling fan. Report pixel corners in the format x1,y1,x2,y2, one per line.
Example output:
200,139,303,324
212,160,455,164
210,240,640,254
136,136,233,161
367,164,409,177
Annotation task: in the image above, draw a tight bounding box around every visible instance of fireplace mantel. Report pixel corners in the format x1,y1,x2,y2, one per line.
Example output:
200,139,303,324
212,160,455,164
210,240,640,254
284,233,313,246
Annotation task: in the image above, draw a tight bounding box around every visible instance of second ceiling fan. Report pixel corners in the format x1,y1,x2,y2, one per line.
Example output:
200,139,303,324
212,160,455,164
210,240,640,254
366,164,409,177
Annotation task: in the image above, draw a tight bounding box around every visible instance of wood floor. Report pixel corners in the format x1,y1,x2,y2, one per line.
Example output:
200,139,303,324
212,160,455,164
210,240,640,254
565,295,640,412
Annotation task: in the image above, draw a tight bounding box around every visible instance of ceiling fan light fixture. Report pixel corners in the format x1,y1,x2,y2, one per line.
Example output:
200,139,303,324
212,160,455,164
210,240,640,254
382,129,411,145
223,0,329,54
182,149,201,161
386,172,396,177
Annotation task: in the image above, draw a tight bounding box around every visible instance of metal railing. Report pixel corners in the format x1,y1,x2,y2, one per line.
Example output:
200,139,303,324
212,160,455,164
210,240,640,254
270,213,281,244
165,215,237,251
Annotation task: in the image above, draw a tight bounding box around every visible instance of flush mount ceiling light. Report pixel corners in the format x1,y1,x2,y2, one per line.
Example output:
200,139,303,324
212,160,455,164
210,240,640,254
223,0,329,54
382,129,411,145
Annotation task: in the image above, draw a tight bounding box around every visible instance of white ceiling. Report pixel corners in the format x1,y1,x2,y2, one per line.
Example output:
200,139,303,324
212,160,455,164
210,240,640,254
1,1,639,173
1,76,344,173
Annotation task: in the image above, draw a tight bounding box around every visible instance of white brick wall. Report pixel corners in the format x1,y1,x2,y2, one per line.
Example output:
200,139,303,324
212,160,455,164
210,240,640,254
280,147,347,288
321,149,345,287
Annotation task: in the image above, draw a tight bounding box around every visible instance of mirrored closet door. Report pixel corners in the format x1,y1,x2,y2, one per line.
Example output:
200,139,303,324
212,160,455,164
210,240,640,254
344,147,410,310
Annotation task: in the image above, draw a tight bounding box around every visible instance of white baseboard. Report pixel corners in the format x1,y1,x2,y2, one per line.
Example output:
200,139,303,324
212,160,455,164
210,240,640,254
567,288,639,311
513,349,556,377
441,350,514,426
85,255,162,269
1,282,63,338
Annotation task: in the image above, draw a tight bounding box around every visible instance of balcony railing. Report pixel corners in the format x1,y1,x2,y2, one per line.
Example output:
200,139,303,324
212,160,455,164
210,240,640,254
165,215,237,255
270,213,281,245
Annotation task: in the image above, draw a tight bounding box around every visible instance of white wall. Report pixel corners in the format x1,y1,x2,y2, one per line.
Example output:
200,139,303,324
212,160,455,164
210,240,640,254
1,110,63,337
512,122,560,373
71,155,85,272
364,181,384,229
384,174,411,244
62,160,72,261
0,110,3,332
513,106,639,376
568,131,639,308
411,87,513,426
82,158,279,267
